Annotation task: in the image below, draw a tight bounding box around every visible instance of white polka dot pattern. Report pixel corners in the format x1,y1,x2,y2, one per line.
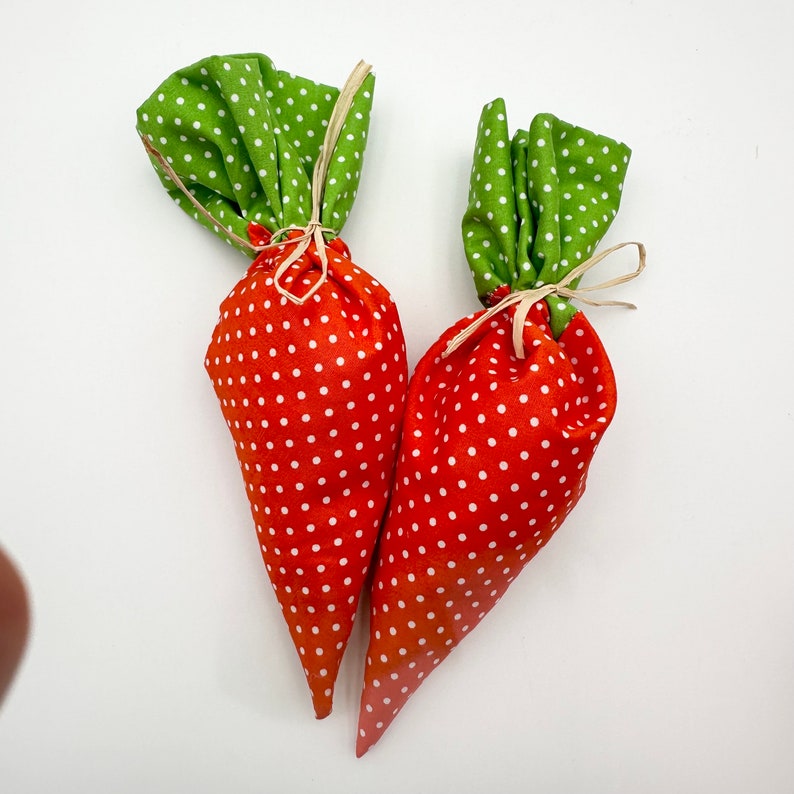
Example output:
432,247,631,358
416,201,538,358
136,53,374,254
355,100,635,755
206,227,407,719
356,300,616,755
138,55,401,720
462,99,631,337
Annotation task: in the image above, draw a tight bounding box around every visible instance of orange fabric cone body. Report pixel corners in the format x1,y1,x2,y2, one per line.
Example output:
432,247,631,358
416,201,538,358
356,301,615,753
207,230,407,717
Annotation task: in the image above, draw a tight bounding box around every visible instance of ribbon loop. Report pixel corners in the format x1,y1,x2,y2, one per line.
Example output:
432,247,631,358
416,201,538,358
266,220,337,304
140,60,372,306
442,241,646,360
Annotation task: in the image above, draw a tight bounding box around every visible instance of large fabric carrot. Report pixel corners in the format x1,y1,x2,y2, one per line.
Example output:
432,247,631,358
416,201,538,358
137,54,407,719
356,100,643,755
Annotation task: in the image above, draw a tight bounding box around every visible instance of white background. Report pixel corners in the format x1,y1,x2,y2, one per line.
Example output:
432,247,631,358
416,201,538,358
1,1,792,791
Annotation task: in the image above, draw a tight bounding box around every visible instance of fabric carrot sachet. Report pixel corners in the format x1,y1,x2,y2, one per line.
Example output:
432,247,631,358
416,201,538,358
356,100,644,755
136,54,408,719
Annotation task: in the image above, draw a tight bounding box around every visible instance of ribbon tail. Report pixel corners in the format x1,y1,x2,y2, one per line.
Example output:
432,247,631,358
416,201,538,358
511,298,533,359
295,226,330,304
442,291,529,359
273,235,313,304
572,295,638,309
555,287,637,310
441,306,502,359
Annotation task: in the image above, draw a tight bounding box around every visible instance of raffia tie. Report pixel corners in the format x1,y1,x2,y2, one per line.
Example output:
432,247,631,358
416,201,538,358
139,60,372,305
442,241,646,360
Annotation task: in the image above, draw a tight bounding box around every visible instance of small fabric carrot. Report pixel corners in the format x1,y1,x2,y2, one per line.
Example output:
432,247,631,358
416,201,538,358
137,54,408,719
355,100,643,755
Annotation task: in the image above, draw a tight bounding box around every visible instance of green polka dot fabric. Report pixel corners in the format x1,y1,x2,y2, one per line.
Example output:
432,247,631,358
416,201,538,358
463,99,631,337
136,53,375,255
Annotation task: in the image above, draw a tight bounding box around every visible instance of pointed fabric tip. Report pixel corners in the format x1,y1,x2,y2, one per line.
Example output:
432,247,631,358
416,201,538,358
306,648,344,720
356,583,461,757
356,678,389,754
310,679,333,720
314,702,332,720
356,705,395,757
356,600,460,758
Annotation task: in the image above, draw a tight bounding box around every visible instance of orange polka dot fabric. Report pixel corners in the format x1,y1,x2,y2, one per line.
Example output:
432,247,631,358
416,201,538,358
355,102,632,755
138,56,638,753
206,226,407,718
137,56,408,719
356,302,615,754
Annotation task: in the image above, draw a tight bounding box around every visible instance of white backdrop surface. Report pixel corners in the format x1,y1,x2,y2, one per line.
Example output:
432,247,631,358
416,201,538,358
1,1,792,792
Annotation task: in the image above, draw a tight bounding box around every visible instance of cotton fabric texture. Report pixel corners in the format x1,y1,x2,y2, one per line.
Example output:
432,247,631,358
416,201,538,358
137,53,374,249
356,100,631,755
137,54,408,719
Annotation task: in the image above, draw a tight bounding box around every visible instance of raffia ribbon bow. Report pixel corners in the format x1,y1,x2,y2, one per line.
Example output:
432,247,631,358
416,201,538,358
443,241,646,360
140,60,372,305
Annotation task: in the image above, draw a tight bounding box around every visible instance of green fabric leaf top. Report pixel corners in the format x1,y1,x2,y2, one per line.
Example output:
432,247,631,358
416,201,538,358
461,100,516,296
463,100,631,336
136,53,374,256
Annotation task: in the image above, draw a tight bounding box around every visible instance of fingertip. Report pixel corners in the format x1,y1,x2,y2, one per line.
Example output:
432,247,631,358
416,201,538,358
0,545,29,706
